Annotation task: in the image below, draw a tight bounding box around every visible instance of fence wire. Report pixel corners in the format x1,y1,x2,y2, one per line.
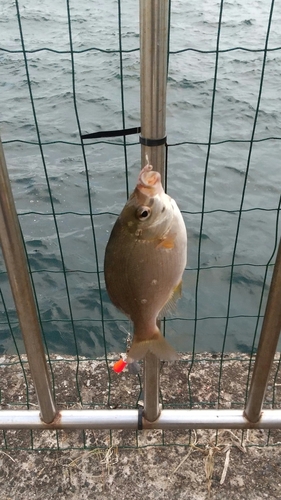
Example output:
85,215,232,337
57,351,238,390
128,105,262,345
0,0,281,450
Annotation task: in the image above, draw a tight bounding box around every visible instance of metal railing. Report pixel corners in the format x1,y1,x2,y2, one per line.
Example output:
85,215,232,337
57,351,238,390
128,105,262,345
0,0,281,435
0,136,281,429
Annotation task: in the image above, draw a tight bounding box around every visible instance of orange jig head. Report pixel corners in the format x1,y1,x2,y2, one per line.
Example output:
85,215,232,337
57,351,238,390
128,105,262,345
113,358,127,373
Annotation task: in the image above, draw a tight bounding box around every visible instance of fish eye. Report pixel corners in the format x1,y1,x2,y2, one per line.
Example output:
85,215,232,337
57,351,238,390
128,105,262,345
136,206,151,221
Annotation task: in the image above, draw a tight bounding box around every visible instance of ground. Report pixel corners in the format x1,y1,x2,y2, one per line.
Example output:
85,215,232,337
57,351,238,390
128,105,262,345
1,443,281,499
1,353,281,499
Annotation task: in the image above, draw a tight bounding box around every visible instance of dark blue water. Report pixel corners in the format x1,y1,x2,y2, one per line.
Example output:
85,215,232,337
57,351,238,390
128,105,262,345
0,0,280,357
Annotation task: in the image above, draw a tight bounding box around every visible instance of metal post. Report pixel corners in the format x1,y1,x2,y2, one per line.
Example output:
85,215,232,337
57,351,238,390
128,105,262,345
140,0,168,170
244,238,281,423
143,352,160,421
0,138,57,424
140,0,169,422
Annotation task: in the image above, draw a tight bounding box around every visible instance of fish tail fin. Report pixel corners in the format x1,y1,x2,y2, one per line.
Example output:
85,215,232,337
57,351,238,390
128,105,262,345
127,328,178,362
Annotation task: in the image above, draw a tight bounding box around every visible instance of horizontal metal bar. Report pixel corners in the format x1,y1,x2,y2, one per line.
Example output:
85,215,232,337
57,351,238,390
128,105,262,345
0,409,281,430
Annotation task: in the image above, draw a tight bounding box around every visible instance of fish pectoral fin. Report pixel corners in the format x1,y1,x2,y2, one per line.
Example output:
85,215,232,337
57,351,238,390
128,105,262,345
156,235,175,249
127,332,178,362
158,281,182,318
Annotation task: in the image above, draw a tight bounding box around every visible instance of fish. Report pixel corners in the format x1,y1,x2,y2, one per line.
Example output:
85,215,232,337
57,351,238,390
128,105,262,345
104,162,187,362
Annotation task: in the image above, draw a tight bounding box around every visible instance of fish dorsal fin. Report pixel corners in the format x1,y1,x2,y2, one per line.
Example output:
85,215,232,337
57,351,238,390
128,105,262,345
158,281,182,318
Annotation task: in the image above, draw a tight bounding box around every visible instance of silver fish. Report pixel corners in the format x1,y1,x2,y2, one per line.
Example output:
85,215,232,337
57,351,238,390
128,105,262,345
104,163,187,361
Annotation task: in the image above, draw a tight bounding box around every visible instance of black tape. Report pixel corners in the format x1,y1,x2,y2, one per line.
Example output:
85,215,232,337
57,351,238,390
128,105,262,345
139,136,167,147
81,127,167,149
81,126,141,140
138,407,143,430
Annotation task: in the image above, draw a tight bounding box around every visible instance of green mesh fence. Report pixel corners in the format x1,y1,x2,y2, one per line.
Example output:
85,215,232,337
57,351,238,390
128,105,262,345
0,0,281,450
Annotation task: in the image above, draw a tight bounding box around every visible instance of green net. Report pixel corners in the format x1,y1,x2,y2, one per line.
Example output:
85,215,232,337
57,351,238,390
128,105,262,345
0,0,281,450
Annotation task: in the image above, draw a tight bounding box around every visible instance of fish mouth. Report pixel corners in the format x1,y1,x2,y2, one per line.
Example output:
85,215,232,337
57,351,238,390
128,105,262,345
137,164,163,196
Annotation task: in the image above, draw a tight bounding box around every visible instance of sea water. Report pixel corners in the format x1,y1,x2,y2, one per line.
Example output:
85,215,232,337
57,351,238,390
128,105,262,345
0,0,280,356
